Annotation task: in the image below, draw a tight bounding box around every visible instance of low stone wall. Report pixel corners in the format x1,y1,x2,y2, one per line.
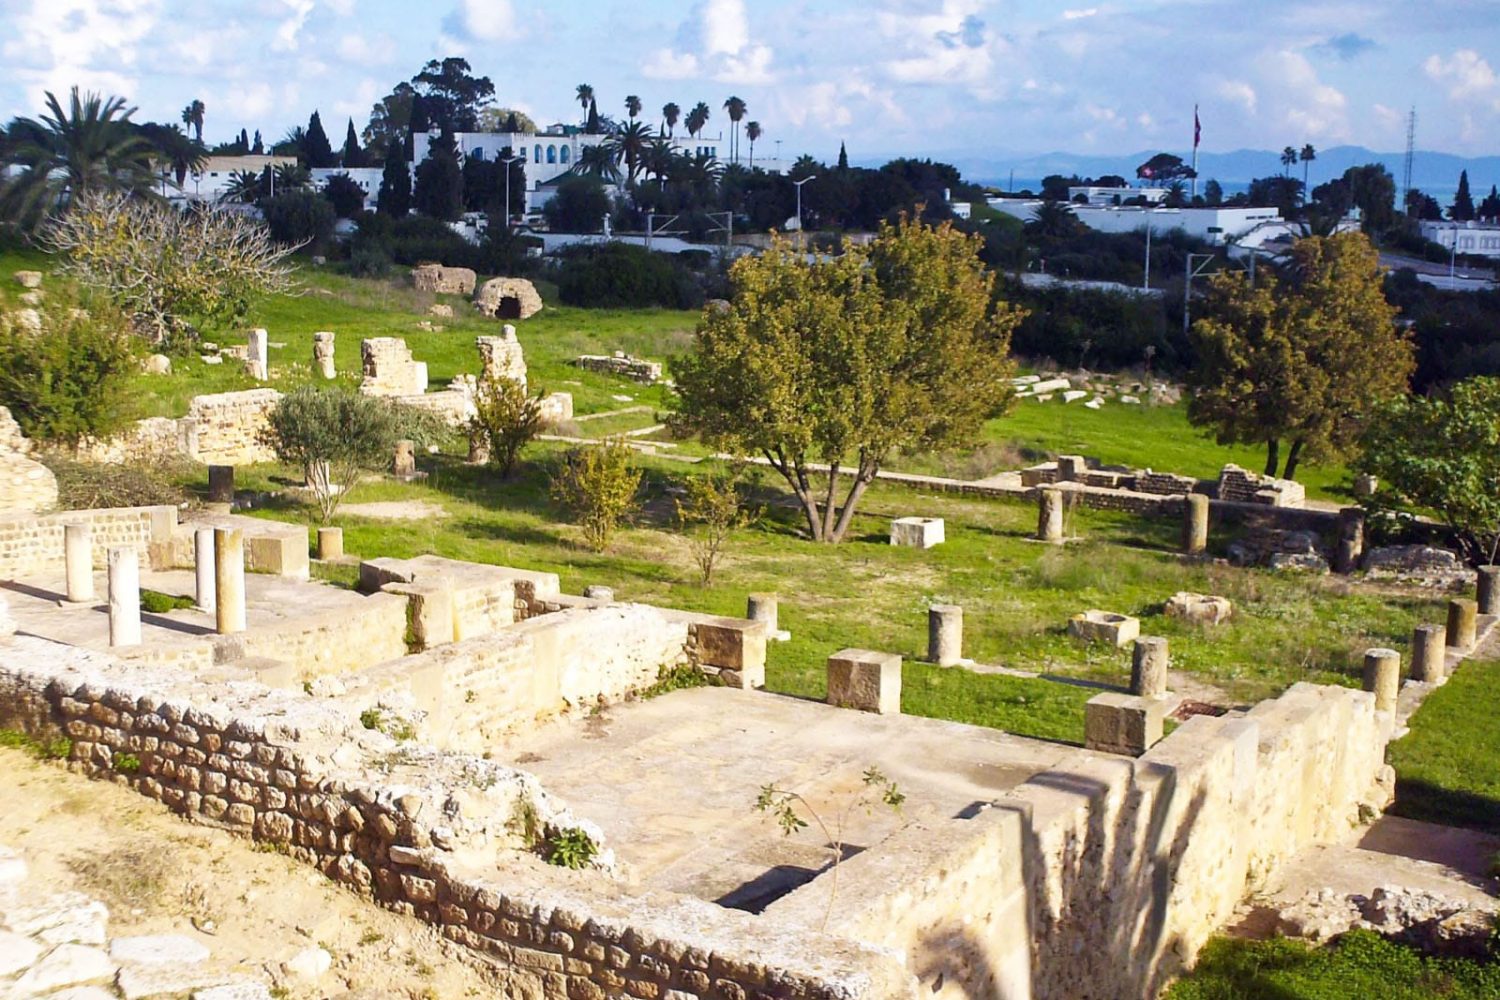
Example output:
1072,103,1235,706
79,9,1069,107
573,354,663,383
0,637,909,1000
187,389,282,465
215,591,409,676
766,682,1391,1000
0,504,177,580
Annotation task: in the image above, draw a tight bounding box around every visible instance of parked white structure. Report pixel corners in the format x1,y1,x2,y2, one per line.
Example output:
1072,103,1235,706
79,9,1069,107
987,198,1292,247
1420,220,1500,260
1068,185,1169,206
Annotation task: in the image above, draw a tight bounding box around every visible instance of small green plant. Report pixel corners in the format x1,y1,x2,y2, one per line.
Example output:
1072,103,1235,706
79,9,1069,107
0,727,73,761
113,753,141,774
674,467,756,587
507,797,542,848
464,689,476,704
544,827,599,870
359,707,416,741
639,663,713,700
359,708,383,731
140,589,194,614
470,375,546,477
549,440,642,552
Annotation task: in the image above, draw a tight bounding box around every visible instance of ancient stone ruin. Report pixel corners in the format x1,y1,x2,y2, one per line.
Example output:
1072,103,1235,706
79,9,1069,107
473,277,544,320
410,264,477,296
0,407,58,513
573,352,663,383
476,325,528,388
360,338,428,397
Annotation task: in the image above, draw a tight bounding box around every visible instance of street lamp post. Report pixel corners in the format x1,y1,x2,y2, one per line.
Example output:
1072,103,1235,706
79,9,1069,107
501,154,524,231
1183,252,1217,337
793,175,817,238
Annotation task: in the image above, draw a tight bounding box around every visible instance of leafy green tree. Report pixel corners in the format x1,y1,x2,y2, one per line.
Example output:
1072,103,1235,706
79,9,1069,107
550,440,642,552
138,122,206,187
251,129,264,155
469,376,545,477
272,162,311,191
260,190,335,246
412,129,463,220
0,288,137,451
378,138,411,216
1451,169,1476,222
686,102,710,138
1280,145,1298,177
322,172,368,218
543,177,611,234
180,99,205,143
303,111,336,168
585,99,601,135
1135,152,1195,183
675,467,755,586
1188,232,1413,480
1203,178,1224,206
616,121,651,183
674,217,1023,542
571,144,621,184
221,169,263,204
412,58,495,132
1027,200,1083,239
1478,185,1500,222
340,118,364,167
1360,376,1500,564
362,82,415,160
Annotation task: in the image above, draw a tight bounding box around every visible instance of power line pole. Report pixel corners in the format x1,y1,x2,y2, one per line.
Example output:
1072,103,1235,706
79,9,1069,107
1403,107,1417,215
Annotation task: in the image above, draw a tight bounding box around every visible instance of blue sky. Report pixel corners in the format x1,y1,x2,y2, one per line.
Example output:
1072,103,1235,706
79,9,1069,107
2,0,1498,161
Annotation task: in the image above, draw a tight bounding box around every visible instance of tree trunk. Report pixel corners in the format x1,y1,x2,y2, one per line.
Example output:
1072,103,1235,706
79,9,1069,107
821,464,841,541
829,455,880,543
1282,439,1304,481
765,449,825,541
1263,438,1280,477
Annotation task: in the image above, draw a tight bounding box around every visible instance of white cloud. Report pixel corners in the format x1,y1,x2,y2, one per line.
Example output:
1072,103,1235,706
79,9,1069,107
700,0,750,56
337,33,396,64
2,0,161,110
640,0,774,85
1424,49,1497,100
1062,8,1098,19
1259,50,1348,140
452,0,515,42
642,48,701,80
1214,79,1258,114
874,0,1000,89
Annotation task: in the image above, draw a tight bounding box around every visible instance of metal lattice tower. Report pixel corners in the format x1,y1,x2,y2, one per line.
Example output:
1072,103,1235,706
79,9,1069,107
1403,108,1417,212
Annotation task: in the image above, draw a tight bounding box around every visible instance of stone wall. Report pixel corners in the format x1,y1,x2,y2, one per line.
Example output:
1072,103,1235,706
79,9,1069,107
215,592,409,677
187,390,281,465
474,278,543,320
1218,464,1306,508
0,407,58,513
0,505,177,580
361,339,428,398
766,682,1391,1000
573,354,663,383
477,328,528,388
411,264,477,296
0,637,909,1000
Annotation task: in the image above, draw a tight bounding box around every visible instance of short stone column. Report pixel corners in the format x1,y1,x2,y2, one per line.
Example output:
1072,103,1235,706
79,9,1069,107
393,440,417,480
1037,487,1064,543
1057,455,1086,481
193,527,215,612
1361,647,1400,712
1182,494,1209,555
1353,473,1378,499
0,594,15,643
1477,566,1500,616
1130,636,1170,698
582,585,614,602
63,522,94,603
927,604,963,667
747,593,778,632
1447,598,1478,652
207,465,235,504
246,328,269,380
1334,507,1366,574
316,527,343,561
107,546,141,648
1410,624,1446,684
1085,693,1165,757
213,527,247,635
827,649,902,715
312,331,336,379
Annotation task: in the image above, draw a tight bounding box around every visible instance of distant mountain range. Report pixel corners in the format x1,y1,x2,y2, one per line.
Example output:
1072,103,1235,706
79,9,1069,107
857,146,1500,199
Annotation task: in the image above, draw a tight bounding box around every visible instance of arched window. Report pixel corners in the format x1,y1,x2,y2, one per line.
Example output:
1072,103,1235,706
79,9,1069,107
560,146,570,164
547,146,557,164
534,144,542,163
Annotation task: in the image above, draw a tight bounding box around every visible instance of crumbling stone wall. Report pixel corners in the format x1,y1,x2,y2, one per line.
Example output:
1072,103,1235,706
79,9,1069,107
477,328,528,388
1218,464,1306,508
573,353,663,383
0,406,58,513
0,504,177,579
361,338,428,397
474,278,543,320
411,264,477,296
187,389,282,465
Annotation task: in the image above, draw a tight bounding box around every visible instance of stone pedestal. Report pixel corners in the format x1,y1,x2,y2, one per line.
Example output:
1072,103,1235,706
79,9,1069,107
1057,455,1086,481
1037,487,1064,542
1353,473,1378,499
827,649,902,715
1478,566,1500,616
1085,692,1165,756
1068,610,1140,646
1182,494,1209,555
1447,598,1478,651
582,585,614,602
927,605,963,666
746,593,787,641
317,527,343,561
393,440,417,481
193,527,215,612
1334,507,1366,574
312,331,336,379
107,546,141,648
1362,647,1400,712
1130,636,1170,698
1411,624,1446,684
246,328,268,381
207,465,235,504
890,517,945,549
64,522,94,604
214,527,247,635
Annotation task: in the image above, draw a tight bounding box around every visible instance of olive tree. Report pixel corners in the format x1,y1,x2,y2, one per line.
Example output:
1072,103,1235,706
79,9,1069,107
673,216,1022,542
261,386,411,523
469,376,545,477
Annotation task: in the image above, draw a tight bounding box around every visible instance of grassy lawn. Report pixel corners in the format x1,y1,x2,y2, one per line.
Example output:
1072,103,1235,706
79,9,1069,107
1387,657,1500,832
1166,931,1500,999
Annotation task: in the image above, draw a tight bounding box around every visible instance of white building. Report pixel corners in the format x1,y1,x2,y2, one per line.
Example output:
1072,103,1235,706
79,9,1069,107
174,155,298,203
1068,185,1169,206
987,199,1290,247
1419,220,1500,260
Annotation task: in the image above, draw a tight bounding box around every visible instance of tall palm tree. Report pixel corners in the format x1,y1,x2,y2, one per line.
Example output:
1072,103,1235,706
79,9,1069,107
625,95,642,120
722,96,746,163
1026,200,1081,239
572,141,621,184
615,121,651,183
745,121,762,168
1280,146,1297,178
273,162,311,191
0,87,155,228
139,122,207,188
686,102,711,139
1300,143,1316,192
219,170,264,204
179,99,205,143
575,84,595,118
662,102,681,137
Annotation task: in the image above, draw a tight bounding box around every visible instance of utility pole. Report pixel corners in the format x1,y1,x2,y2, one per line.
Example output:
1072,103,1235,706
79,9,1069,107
1143,213,1153,289
793,175,817,241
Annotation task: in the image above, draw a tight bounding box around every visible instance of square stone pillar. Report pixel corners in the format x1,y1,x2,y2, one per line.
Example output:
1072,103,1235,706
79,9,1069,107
64,522,94,604
1085,693,1165,756
312,331,336,379
1334,507,1366,574
316,527,343,561
193,527,215,612
393,440,417,480
214,527,247,635
207,465,235,504
927,604,962,666
246,328,269,380
1037,487,1064,542
827,649,902,715
107,546,142,648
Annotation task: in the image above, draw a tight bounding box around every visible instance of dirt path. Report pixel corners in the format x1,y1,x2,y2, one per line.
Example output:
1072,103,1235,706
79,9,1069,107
0,746,499,998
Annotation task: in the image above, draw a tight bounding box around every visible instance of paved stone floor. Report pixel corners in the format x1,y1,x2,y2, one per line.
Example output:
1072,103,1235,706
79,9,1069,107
497,686,1080,910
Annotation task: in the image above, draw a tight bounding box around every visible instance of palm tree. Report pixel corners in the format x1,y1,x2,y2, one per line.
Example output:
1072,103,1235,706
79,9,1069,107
615,121,651,183
220,170,263,204
645,137,675,189
686,102,711,139
179,99,205,143
1026,200,1081,239
625,95,642,120
1300,143,1316,192
575,84,595,118
572,141,621,184
662,102,681,137
745,121,762,168
273,162,311,191
140,122,207,188
0,87,156,228
1280,146,1297,178
722,96,746,163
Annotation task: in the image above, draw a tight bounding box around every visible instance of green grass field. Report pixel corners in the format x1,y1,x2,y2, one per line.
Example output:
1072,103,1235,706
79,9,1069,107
1387,657,1500,832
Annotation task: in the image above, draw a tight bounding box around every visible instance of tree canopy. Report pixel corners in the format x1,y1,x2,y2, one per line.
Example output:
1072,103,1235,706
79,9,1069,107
673,216,1024,542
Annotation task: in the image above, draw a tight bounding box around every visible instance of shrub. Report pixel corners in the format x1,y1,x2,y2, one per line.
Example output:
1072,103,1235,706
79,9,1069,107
262,386,413,522
675,468,755,586
542,177,611,234
470,377,545,477
554,242,703,310
549,440,642,552
321,173,368,219
348,241,391,278
260,190,337,248
544,828,598,869
0,290,138,450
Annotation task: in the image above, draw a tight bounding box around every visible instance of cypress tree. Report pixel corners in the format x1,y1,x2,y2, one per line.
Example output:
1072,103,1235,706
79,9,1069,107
837,142,849,170
505,112,520,133
407,96,430,159
238,128,249,154
586,98,600,135
252,129,264,155
341,118,364,168
304,111,336,168
1452,169,1475,221
413,129,463,220
378,137,412,216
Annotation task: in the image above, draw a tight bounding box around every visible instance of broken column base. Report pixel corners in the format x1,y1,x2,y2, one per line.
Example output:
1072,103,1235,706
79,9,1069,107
827,649,902,715
1085,692,1173,756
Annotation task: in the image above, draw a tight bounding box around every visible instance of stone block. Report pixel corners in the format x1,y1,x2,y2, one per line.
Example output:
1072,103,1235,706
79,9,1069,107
827,648,901,715
1130,636,1169,697
245,527,310,580
1479,566,1500,616
1447,598,1478,651
1163,591,1232,625
1068,610,1140,646
927,604,962,666
1084,692,1165,756
316,527,343,561
1037,487,1064,542
410,264,476,296
889,516,944,549
691,618,766,688
207,465,235,504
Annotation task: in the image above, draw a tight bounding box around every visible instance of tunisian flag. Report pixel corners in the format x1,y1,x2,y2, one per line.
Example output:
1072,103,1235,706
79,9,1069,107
1194,105,1201,149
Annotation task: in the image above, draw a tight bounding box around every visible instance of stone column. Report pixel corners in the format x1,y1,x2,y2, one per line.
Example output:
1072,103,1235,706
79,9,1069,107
393,440,416,480
214,527,247,635
0,594,15,643
1334,507,1366,574
747,593,779,633
1447,598,1478,651
1182,494,1209,555
207,465,235,504
193,527,215,612
107,546,141,648
1353,474,1378,499
1410,624,1446,684
1130,636,1170,698
246,328,269,380
64,522,94,603
1037,487,1064,543
312,332,336,379
1361,647,1400,712
927,604,963,667
316,527,343,561
1477,566,1500,616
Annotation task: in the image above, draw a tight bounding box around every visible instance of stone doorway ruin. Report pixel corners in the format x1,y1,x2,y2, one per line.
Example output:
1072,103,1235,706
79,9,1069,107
495,296,523,320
